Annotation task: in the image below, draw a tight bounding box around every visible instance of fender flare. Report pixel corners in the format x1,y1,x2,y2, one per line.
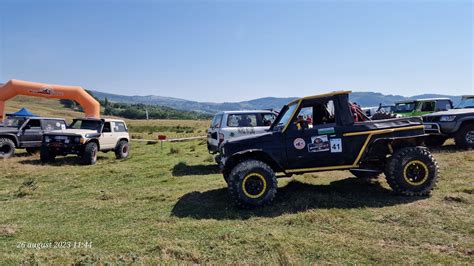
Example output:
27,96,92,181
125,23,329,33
0,133,19,147
223,149,284,174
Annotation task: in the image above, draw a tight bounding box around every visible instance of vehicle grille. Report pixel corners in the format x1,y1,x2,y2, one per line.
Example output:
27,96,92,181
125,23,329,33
422,116,439,123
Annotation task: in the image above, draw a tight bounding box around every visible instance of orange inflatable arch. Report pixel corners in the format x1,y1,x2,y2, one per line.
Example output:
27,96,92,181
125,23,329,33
0,79,100,120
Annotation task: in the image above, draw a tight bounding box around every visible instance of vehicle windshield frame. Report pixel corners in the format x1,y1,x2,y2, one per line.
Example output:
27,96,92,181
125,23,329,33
394,102,416,113
68,119,103,132
455,97,474,109
1,117,27,128
270,102,298,132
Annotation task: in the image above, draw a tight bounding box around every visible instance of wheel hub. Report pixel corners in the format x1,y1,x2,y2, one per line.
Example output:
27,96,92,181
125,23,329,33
242,173,267,199
466,130,474,144
0,144,11,155
403,160,429,185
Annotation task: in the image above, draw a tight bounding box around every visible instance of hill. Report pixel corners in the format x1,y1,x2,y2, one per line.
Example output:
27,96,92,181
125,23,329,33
91,90,462,114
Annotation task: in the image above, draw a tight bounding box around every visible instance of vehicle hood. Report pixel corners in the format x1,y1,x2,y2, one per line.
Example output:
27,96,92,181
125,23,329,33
226,131,273,144
44,129,98,136
423,108,474,117
0,126,17,133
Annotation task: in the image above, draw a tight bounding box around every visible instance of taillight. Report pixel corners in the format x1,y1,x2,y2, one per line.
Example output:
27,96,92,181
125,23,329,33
219,133,225,145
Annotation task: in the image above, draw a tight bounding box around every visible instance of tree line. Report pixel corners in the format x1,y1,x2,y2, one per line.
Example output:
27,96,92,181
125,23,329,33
60,90,211,120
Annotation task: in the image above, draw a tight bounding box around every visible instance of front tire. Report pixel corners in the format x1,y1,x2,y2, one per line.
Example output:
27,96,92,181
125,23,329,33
454,124,474,149
115,140,129,159
82,142,98,165
228,160,277,208
385,147,438,196
0,138,15,158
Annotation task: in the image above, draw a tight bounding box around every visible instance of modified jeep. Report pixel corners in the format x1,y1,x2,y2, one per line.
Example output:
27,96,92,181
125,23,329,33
0,116,67,158
423,95,474,149
220,91,439,207
393,98,453,117
41,118,130,165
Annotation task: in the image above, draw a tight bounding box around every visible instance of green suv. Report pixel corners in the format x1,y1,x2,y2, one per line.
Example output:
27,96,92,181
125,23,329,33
394,98,453,117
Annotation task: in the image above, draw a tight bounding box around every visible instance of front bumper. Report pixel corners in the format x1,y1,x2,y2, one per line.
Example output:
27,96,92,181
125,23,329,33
424,122,457,135
43,142,84,155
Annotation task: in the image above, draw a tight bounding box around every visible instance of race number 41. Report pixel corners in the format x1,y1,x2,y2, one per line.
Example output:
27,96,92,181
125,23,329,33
330,138,342,153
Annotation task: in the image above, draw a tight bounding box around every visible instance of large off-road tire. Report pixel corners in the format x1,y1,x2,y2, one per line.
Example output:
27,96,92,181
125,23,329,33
115,140,129,159
0,138,15,158
82,142,98,165
228,160,277,208
371,111,396,120
40,146,56,163
350,169,382,179
424,136,447,148
26,147,40,155
385,147,439,196
454,123,474,149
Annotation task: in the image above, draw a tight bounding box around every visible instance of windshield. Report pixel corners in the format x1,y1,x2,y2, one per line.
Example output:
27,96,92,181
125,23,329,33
271,103,298,132
456,97,474,109
394,102,416,113
1,117,26,127
69,119,103,131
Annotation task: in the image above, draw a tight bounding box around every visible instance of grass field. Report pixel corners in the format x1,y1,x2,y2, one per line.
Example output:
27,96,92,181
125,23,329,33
0,139,473,264
1,96,473,264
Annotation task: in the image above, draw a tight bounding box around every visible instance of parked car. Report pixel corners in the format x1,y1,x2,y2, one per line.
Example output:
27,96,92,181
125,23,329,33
0,116,67,158
41,118,130,165
423,95,474,149
207,110,277,154
219,91,438,208
393,98,453,117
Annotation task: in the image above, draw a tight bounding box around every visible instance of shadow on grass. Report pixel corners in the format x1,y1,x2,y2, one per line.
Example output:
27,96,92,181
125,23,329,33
172,162,220,177
429,144,460,153
18,156,108,166
171,177,426,220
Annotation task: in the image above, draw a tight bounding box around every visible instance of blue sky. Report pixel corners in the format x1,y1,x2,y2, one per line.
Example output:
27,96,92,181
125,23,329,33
0,0,472,102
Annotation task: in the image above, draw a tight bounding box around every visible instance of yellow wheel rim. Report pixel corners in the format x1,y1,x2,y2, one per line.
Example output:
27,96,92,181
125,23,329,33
242,173,267,199
403,160,429,185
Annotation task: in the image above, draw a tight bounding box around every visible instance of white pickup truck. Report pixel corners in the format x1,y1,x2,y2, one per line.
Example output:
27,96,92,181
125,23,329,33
207,110,277,155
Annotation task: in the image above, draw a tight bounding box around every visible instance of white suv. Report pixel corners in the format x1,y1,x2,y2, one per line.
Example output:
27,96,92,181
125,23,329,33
207,110,277,154
41,118,130,165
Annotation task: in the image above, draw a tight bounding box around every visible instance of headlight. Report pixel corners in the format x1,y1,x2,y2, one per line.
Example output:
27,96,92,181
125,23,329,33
440,115,456,122
44,136,50,143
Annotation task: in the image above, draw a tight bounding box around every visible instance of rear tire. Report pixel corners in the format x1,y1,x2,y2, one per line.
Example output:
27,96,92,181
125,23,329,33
371,111,396,120
82,142,98,165
115,140,129,159
228,160,277,208
454,124,474,149
40,146,55,163
385,147,438,196
0,138,15,158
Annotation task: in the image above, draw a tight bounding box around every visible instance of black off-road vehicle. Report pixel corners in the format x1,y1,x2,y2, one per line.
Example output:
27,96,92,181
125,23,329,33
0,116,67,158
220,91,439,207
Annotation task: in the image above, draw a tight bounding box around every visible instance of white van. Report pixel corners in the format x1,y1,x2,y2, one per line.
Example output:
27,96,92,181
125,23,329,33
207,110,277,154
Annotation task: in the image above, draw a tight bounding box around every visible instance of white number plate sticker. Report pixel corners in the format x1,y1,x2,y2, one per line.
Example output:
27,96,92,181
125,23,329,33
330,138,342,153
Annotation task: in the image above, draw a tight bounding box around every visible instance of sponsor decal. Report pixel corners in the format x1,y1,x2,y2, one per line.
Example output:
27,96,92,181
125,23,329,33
293,138,306,150
308,135,330,152
330,138,342,153
28,87,64,96
237,127,256,134
318,127,335,135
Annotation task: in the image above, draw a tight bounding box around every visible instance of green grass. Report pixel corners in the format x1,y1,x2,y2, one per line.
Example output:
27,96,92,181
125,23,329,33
0,139,473,264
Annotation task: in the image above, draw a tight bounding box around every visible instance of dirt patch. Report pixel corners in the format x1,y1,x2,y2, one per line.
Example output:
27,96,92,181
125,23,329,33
0,225,17,236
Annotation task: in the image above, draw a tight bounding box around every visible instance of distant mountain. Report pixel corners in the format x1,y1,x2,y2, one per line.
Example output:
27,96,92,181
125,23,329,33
90,90,462,114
